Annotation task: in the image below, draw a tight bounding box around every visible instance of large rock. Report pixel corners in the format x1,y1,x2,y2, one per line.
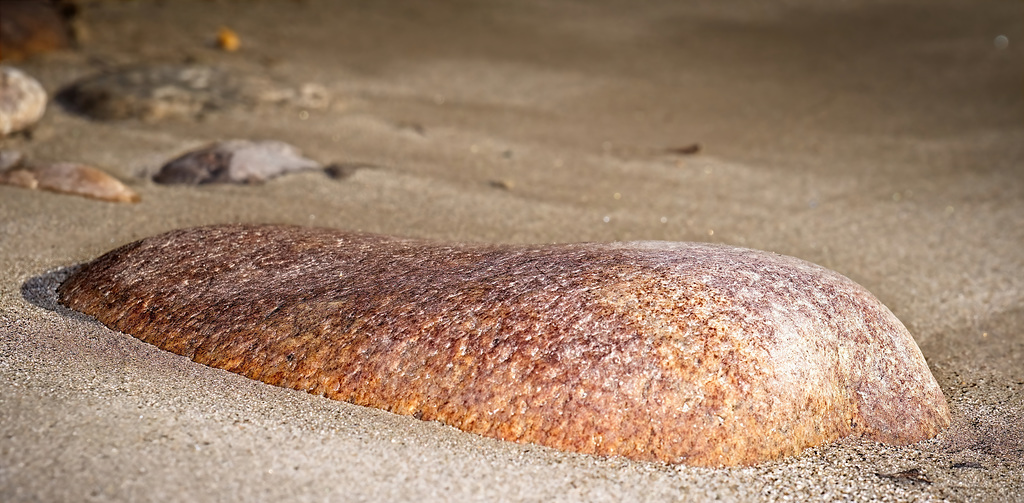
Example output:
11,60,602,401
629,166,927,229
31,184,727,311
58,224,951,467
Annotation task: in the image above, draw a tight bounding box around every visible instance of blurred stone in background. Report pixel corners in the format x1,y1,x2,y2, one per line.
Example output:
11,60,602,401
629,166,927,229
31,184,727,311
0,0,79,62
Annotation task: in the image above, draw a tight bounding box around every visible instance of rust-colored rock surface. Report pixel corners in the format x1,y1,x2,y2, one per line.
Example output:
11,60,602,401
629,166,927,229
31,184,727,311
57,224,950,466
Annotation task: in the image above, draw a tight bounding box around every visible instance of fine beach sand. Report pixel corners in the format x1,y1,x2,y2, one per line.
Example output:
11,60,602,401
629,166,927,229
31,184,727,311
1,0,1022,501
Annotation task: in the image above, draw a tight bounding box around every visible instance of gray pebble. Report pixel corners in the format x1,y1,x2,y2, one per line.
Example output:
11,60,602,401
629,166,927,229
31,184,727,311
153,139,321,185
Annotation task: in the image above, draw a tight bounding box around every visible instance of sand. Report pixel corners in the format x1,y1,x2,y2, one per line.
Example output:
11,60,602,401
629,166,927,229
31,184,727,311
1,0,1022,501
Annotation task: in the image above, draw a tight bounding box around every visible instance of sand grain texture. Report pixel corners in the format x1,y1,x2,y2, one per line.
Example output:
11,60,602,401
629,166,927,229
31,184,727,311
58,224,950,467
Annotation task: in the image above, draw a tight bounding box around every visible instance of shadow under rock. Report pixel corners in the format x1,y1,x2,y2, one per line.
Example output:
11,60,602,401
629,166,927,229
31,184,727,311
20,265,98,324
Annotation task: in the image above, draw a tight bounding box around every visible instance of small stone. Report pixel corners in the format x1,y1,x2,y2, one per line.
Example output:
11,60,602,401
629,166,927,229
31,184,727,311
216,27,240,52
57,64,330,121
153,139,321,185
57,64,243,121
58,224,951,467
0,66,47,135
0,161,140,203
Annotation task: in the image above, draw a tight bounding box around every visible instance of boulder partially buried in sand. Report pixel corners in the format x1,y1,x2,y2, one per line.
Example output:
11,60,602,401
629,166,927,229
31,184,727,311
57,224,950,467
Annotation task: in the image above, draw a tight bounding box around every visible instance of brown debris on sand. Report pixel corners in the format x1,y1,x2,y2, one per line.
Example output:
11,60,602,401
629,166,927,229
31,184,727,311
57,224,950,467
0,155,139,202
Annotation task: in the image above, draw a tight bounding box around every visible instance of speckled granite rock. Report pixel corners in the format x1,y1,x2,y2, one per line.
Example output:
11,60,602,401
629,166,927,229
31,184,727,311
58,224,951,467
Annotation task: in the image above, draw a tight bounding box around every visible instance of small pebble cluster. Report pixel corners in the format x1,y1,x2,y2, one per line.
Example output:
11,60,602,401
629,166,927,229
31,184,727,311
1,63,336,201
